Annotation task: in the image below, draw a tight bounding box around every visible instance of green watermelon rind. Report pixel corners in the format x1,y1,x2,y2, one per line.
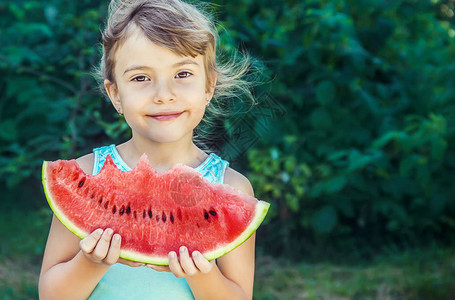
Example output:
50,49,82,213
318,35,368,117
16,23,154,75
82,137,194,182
119,200,270,265
42,161,270,265
201,200,270,261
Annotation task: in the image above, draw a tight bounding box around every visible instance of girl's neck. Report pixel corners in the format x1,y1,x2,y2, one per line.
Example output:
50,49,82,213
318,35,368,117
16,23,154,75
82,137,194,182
117,135,207,173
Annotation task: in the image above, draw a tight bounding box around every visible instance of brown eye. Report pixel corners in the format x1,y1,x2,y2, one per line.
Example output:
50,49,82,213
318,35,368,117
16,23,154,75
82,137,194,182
132,76,149,82
175,72,191,79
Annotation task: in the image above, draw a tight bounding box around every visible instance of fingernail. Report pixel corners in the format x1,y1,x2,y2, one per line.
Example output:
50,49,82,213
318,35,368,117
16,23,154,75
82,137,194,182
94,228,103,235
106,228,113,235
170,251,176,258
113,234,120,242
180,246,186,253
192,251,199,257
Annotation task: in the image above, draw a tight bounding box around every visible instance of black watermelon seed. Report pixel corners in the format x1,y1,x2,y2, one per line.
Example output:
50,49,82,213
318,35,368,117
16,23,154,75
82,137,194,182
148,209,153,218
90,193,95,199
143,210,146,218
112,205,117,214
204,211,209,220
126,206,131,215
209,210,217,216
162,212,166,222
98,197,103,205
133,211,137,219
78,179,85,188
119,205,125,215
104,201,109,209
170,213,174,224
156,215,159,222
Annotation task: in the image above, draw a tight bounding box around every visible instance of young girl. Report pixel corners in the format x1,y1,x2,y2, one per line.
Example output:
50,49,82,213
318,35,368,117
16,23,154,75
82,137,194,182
39,0,258,299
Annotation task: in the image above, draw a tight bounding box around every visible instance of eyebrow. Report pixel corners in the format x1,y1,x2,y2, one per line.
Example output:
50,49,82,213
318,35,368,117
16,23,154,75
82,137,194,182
123,59,200,76
172,59,200,68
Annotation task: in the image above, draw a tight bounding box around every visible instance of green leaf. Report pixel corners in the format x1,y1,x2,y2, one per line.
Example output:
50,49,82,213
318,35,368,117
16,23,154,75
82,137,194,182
325,176,347,194
311,205,338,234
0,120,17,141
285,194,299,212
399,155,418,177
316,80,336,106
336,198,354,218
347,152,374,172
372,131,405,149
310,108,332,130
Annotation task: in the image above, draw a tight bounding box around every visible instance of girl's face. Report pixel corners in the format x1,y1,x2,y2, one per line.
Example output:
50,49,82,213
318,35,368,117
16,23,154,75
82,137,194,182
105,29,215,144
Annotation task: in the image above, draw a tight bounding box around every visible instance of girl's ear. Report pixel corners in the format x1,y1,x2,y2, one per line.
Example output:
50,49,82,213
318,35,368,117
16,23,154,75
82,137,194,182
104,79,122,113
205,73,217,100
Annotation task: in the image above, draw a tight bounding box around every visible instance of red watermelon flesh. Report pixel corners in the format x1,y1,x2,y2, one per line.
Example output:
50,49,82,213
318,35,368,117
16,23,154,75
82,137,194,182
42,155,269,265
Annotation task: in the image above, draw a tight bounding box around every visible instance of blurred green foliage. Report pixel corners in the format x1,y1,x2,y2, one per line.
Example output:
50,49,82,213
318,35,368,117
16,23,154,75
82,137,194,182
1,0,455,259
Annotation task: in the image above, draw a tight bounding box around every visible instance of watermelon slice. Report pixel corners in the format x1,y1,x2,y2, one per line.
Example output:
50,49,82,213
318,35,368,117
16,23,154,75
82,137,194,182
42,155,269,265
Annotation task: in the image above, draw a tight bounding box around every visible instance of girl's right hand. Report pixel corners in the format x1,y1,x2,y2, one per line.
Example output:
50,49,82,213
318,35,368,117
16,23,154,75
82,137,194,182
79,228,120,266
79,228,145,268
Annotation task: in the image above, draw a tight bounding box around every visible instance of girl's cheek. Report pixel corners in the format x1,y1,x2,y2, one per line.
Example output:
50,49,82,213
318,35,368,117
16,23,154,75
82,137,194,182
175,82,206,95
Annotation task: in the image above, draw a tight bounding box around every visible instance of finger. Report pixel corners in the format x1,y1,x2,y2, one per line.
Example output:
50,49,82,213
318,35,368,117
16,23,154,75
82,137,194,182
118,258,146,268
103,233,121,265
147,264,171,272
168,251,185,278
124,261,145,267
92,228,114,261
79,228,103,254
117,258,145,268
179,246,198,276
192,251,213,274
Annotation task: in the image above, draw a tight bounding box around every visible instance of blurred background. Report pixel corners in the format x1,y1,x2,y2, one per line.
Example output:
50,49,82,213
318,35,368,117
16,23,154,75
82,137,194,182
1,0,455,299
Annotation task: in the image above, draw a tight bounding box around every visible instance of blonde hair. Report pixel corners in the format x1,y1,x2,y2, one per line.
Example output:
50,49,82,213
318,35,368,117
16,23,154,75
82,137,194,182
97,0,255,105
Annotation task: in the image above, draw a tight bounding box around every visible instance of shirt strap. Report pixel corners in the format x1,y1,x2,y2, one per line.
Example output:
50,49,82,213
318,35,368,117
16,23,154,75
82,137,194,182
92,144,131,175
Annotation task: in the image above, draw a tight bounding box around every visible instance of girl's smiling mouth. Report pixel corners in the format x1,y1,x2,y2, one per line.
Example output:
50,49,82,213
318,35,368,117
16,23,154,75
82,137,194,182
147,111,184,121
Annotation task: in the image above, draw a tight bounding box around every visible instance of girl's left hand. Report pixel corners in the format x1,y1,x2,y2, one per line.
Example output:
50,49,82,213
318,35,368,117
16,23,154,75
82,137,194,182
147,246,214,278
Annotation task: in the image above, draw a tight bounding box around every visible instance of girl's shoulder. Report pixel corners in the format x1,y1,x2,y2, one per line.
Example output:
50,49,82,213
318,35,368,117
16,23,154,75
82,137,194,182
223,167,254,197
75,152,95,175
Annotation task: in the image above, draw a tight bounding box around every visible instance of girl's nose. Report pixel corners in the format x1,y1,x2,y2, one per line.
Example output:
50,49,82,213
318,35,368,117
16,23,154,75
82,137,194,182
152,79,176,104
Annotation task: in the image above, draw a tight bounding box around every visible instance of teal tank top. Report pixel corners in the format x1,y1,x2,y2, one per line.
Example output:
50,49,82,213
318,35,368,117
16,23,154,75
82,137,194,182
88,145,229,300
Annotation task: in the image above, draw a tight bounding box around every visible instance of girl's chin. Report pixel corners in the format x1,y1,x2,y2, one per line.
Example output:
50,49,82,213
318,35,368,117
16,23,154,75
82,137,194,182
134,131,194,144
